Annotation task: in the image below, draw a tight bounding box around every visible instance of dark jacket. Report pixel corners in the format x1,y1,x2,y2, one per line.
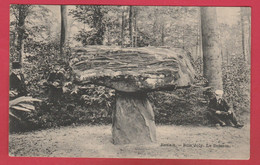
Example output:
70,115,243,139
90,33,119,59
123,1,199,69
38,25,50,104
9,72,28,97
208,97,230,113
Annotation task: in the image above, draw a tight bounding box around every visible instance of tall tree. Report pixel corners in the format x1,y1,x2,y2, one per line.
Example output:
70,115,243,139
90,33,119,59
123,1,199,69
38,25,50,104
240,7,251,63
197,8,202,59
152,7,160,46
92,6,105,45
60,5,67,57
121,6,126,47
133,7,138,47
200,7,223,90
240,7,246,61
247,8,251,60
161,23,165,46
129,6,133,47
101,6,122,46
13,5,31,66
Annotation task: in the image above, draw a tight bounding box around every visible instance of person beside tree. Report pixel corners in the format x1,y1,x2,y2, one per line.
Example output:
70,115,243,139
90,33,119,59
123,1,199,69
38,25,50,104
207,90,244,128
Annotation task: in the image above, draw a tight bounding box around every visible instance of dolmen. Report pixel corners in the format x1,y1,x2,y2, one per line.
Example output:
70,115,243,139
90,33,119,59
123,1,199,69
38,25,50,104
70,46,195,144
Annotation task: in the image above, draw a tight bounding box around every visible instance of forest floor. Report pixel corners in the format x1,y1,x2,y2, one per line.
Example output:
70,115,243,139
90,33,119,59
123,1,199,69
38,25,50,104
9,124,250,159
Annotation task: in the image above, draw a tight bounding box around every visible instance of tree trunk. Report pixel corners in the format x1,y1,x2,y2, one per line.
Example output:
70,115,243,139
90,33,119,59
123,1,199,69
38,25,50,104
161,23,165,46
197,8,203,73
121,8,125,47
248,14,251,64
247,8,251,63
200,7,223,91
240,7,246,61
240,7,251,64
134,7,138,47
129,6,133,47
226,49,229,66
153,7,159,46
92,6,104,45
107,26,111,45
17,5,26,66
112,92,156,144
182,28,185,49
198,8,203,59
196,28,199,59
60,5,67,58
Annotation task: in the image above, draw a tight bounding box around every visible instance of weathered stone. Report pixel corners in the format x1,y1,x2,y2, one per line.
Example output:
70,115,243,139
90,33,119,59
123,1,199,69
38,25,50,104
112,92,156,144
71,46,195,92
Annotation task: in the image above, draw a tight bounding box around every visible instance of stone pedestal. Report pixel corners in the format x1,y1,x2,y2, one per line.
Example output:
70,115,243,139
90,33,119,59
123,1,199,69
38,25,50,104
112,92,156,144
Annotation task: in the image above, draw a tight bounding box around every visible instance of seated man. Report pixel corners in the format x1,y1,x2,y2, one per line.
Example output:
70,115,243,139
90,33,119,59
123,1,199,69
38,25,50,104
207,90,243,128
9,62,28,98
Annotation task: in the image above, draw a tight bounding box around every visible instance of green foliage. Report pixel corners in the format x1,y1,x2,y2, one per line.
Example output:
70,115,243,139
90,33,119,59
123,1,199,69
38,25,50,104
70,5,106,45
219,21,250,121
149,75,209,125
75,29,104,45
12,85,115,132
10,96,41,107
222,55,250,120
69,6,200,48
78,85,115,108
9,95,41,120
136,6,199,48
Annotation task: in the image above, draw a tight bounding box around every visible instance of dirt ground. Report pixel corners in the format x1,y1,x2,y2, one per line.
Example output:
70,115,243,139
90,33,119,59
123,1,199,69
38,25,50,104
9,124,250,159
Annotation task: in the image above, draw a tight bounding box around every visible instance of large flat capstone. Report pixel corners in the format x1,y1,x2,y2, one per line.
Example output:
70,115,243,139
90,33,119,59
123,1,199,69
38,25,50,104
70,46,195,92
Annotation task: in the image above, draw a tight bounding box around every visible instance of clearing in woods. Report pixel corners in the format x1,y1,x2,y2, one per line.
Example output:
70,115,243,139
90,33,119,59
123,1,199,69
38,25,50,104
9,124,250,159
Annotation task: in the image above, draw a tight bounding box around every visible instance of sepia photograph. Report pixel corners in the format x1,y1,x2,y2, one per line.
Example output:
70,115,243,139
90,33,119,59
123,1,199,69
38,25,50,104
9,5,251,159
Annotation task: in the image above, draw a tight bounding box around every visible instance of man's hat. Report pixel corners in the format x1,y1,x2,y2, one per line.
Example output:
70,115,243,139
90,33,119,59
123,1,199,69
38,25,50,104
12,62,22,69
215,90,224,95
